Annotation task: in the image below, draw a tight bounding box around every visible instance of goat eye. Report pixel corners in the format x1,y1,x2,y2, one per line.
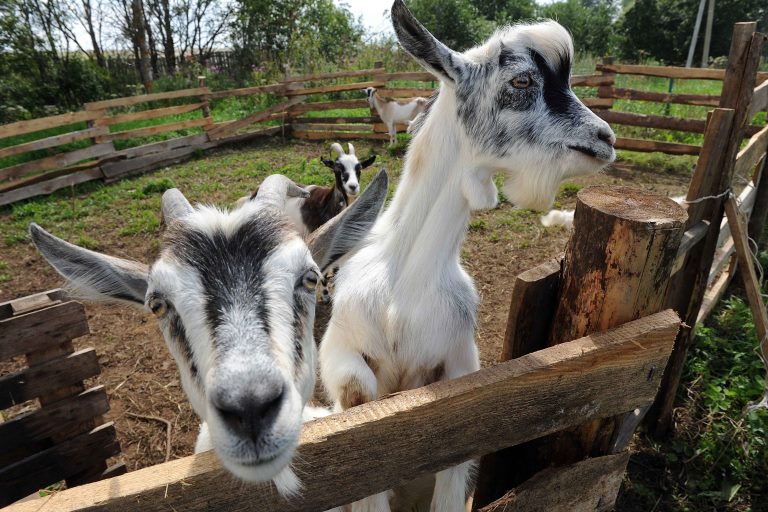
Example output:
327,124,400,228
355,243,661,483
302,269,319,291
148,297,168,317
511,74,531,89
355,164,362,172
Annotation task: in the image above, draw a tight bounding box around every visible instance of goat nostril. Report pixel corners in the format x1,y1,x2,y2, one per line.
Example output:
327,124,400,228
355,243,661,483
598,128,616,147
214,381,285,439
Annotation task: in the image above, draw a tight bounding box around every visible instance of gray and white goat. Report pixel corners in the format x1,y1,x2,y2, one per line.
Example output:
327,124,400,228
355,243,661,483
29,170,388,497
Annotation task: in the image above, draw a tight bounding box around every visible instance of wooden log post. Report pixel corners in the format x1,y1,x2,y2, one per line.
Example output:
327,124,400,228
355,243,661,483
646,23,765,436
198,76,211,120
472,186,686,508
595,56,616,110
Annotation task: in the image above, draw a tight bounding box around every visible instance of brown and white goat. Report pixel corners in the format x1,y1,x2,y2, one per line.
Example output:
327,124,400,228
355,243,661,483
365,87,428,144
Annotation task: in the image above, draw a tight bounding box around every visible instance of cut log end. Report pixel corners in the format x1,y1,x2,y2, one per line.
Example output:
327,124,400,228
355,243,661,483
577,186,688,226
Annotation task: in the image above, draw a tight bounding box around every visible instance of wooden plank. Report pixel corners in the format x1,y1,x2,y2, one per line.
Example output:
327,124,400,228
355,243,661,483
698,263,734,323
709,237,734,285
292,116,379,124
284,81,384,96
105,118,210,142
113,133,209,160
377,87,435,98
100,103,205,126
207,96,306,140
9,293,57,316
293,130,391,141
477,452,630,512
614,137,701,155
582,97,614,109
749,80,768,119
288,99,370,115
282,68,383,84
595,110,707,133
292,124,372,133
0,301,89,360
595,63,766,81
378,71,435,82
0,128,108,160
0,143,113,182
102,145,199,181
570,74,615,87
5,311,680,512
206,83,288,99
0,422,119,508
724,196,768,342
601,86,720,107
209,126,283,147
735,125,768,177
0,386,109,457
84,88,209,110
0,290,66,320
671,220,710,275
0,111,102,140
0,349,101,410
0,166,104,207
0,159,102,194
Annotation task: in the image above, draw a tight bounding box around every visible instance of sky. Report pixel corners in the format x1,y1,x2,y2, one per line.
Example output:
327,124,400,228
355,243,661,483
336,0,395,38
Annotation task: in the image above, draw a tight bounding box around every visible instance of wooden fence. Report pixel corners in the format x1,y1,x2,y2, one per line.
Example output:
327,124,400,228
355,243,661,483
2,39,767,207
0,289,124,507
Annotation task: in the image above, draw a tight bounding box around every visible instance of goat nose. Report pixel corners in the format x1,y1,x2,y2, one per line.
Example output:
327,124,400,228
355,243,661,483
213,381,285,440
598,127,616,147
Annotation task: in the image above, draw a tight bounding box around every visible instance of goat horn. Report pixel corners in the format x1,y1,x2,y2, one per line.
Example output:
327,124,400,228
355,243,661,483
330,143,345,157
255,175,309,210
347,143,356,156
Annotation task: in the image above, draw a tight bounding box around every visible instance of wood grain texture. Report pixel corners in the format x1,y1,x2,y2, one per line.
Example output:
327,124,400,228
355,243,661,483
0,348,100,410
0,143,113,181
284,81,384,96
4,311,679,512
101,145,200,180
747,156,768,245
288,99,369,114
0,301,89,360
0,111,103,139
0,128,108,160
581,98,614,109
601,87,720,106
571,74,615,87
596,62,767,82
0,423,120,508
282,68,383,84
735,125,768,177
614,137,701,155
84,88,209,110
749,80,768,119
477,452,630,512
596,110,708,133
0,290,66,320
100,102,206,126
0,166,104,206
112,133,209,160
105,117,210,141
207,96,305,140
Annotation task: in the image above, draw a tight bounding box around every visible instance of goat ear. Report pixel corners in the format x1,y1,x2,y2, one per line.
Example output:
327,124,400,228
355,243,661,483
321,158,335,170
360,155,376,169
29,223,149,306
390,0,468,83
307,169,388,272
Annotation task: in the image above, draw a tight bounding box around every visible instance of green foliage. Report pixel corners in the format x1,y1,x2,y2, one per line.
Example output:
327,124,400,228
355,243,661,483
141,178,176,196
405,0,493,51
539,0,618,56
472,0,536,23
469,219,487,231
558,182,582,198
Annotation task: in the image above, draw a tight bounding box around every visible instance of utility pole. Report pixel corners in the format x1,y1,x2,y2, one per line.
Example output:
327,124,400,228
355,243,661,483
686,0,706,67
701,0,715,67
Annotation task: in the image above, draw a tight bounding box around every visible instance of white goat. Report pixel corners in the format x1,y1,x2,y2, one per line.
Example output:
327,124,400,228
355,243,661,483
321,2,616,511
29,170,388,498
365,87,428,144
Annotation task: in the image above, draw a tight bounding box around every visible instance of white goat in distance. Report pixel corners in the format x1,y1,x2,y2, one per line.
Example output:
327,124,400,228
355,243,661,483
29,170,388,498
365,86,428,144
321,1,616,511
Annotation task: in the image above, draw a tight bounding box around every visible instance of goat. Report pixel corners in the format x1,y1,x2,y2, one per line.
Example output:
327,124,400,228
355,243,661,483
321,2,616,511
365,87,428,145
29,169,388,498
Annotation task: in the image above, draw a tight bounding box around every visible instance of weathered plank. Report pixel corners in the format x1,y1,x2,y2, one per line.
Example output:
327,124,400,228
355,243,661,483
582,97,614,109
101,145,200,181
570,74,616,87
671,220,710,275
600,86,720,107
292,116,379,125
735,125,768,177
596,63,768,81
477,452,630,512
284,81,384,96
377,71,436,82
0,349,101,410
293,130,390,141
0,127,108,160
377,87,435,98
288,99,370,114
0,423,120,508
207,96,306,140
0,301,89,360
113,133,209,160
84,88,209,110
0,289,66,320
698,263,734,323
100,103,206,126
0,386,109,458
595,110,707,133
749,80,768,119
614,137,701,155
0,111,103,140
373,122,408,133
5,310,679,512
206,83,288,99
0,143,113,181
209,126,283,147
105,117,211,142
0,167,105,206
291,123,372,133
283,68,383,84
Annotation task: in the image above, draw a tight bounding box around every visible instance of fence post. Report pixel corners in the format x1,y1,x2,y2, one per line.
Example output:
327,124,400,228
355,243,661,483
198,76,211,120
646,22,765,436
473,186,686,509
596,56,616,111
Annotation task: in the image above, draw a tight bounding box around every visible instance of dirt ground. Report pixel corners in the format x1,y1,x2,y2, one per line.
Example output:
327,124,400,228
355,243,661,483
0,139,693,480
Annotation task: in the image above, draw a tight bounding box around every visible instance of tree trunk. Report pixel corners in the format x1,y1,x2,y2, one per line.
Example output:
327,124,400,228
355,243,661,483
82,0,105,68
161,0,175,73
131,0,153,92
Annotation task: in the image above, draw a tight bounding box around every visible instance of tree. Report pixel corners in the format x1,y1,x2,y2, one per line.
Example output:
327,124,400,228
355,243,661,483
404,0,492,51
472,0,535,23
539,0,618,56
